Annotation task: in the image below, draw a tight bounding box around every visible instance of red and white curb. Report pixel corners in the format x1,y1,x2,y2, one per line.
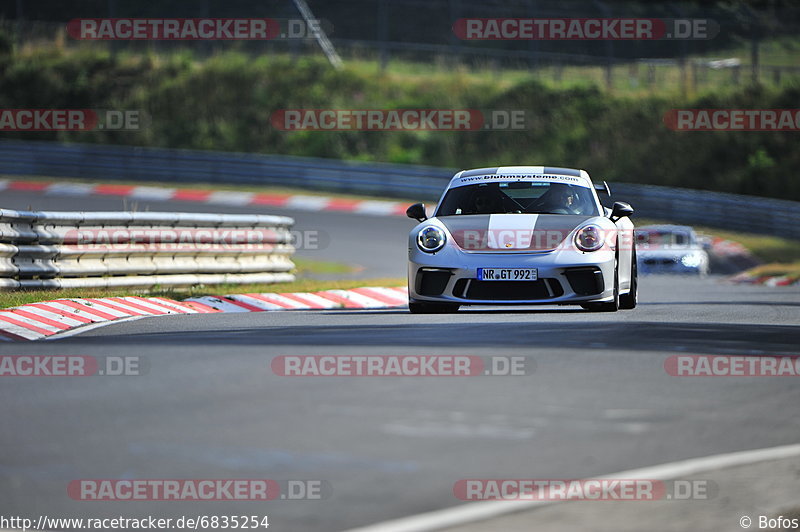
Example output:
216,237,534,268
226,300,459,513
0,178,432,217
708,237,751,258
728,272,800,287
0,287,408,341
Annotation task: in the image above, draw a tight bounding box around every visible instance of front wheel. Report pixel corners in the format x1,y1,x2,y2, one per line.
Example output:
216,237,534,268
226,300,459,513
409,301,460,314
619,248,637,310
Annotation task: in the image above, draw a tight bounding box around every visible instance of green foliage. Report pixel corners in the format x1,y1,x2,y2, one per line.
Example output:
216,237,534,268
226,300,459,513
2,48,799,200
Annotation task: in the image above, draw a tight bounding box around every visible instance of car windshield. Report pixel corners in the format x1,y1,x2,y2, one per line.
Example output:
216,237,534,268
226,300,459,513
436,181,599,216
636,229,696,248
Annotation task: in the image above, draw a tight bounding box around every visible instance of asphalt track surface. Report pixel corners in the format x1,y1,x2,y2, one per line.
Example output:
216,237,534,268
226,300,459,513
1,189,799,531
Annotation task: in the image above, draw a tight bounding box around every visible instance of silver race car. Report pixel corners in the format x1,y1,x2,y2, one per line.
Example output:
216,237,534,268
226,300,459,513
406,166,637,313
635,225,710,276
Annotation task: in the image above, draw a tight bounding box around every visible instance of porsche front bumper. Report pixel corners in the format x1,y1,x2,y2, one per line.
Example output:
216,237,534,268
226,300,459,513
408,247,617,305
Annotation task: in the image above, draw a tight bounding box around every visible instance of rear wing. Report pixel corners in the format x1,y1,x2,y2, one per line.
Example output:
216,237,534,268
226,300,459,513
594,181,611,196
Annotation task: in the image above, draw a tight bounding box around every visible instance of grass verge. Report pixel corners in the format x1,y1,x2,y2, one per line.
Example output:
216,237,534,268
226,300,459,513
292,257,357,275
744,262,800,281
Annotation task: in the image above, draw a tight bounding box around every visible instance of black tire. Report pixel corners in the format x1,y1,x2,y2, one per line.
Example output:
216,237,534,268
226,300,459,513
582,257,619,312
409,301,460,314
619,248,638,310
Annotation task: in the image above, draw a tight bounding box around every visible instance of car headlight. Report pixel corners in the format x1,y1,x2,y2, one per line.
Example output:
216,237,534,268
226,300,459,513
681,253,703,267
417,226,446,253
574,224,605,252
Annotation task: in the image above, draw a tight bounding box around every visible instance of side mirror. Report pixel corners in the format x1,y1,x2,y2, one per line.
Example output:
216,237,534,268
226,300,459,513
610,201,634,221
406,203,428,222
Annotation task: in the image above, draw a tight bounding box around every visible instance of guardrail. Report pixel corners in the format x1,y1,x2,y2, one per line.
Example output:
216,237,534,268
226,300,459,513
0,140,451,198
607,183,800,240
1,140,798,240
0,208,296,290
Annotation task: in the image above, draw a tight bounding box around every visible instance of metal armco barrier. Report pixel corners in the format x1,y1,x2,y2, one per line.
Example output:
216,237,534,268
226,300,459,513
0,140,798,239
0,140,451,198
0,209,296,290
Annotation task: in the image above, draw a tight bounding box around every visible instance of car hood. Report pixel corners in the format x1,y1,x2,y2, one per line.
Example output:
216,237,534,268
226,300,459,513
438,213,594,252
638,247,705,259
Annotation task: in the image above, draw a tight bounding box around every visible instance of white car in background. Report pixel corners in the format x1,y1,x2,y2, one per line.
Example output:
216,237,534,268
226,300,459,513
406,166,637,313
635,225,710,275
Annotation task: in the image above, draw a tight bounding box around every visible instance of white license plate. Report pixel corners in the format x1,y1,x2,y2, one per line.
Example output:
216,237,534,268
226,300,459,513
477,268,538,281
